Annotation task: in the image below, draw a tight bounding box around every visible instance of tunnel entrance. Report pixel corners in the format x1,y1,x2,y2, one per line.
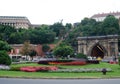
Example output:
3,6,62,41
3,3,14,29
91,44,104,58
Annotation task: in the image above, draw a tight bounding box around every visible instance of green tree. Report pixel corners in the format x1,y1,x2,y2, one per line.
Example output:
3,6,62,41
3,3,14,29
102,15,119,35
0,40,12,65
0,25,16,42
8,32,23,44
53,43,74,59
42,44,50,53
50,22,65,37
20,41,32,60
65,23,72,30
0,40,11,51
76,53,87,60
29,49,37,60
29,28,55,44
0,51,11,65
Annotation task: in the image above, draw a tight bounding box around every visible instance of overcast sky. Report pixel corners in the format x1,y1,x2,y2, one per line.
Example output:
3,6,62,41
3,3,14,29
0,0,120,24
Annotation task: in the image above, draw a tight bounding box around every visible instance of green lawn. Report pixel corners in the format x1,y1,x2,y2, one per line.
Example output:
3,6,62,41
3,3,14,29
0,62,120,79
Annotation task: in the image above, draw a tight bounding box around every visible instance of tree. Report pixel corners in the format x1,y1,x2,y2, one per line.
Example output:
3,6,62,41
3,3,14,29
42,44,50,53
53,43,74,59
102,15,119,35
0,51,11,65
8,32,23,44
0,24,56,44
0,40,11,51
50,22,65,37
29,28,55,44
65,23,72,30
42,44,50,57
76,53,88,60
0,25,16,42
20,41,32,60
29,49,37,60
0,40,11,65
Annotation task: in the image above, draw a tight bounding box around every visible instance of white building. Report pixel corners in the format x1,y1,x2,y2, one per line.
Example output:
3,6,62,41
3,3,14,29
91,12,120,22
0,16,31,29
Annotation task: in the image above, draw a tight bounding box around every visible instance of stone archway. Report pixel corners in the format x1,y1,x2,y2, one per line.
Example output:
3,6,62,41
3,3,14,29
90,43,105,58
77,35,119,58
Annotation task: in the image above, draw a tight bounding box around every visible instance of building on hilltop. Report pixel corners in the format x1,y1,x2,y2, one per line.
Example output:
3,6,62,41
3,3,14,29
0,16,31,29
91,11,120,22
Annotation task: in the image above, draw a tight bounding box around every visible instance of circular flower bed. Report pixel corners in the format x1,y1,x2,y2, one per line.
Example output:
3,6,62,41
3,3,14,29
20,66,58,72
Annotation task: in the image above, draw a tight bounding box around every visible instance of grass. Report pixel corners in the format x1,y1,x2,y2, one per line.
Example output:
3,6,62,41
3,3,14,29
0,62,120,79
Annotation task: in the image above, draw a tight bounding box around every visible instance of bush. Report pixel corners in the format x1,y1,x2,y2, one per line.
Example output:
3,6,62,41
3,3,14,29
10,67,21,71
76,53,88,60
0,51,11,65
87,60,99,64
118,56,120,66
38,60,50,64
12,59,20,62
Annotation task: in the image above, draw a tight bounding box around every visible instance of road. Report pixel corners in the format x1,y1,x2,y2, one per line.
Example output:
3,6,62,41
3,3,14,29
0,78,120,84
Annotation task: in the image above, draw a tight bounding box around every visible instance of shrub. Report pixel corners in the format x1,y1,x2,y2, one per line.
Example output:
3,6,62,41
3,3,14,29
0,51,11,65
76,53,88,60
38,60,50,64
118,56,120,66
87,60,99,64
10,67,21,71
12,59,20,62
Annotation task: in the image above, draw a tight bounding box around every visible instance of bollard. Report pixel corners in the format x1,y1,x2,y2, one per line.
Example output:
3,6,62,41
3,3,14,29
102,68,107,75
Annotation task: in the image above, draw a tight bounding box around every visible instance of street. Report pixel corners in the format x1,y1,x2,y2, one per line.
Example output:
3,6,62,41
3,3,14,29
0,78,120,84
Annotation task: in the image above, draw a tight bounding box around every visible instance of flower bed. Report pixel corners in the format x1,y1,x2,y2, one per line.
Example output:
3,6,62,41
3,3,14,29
109,61,118,64
38,60,73,65
50,68,112,73
20,66,58,72
49,61,87,65
38,59,87,65
0,65,10,70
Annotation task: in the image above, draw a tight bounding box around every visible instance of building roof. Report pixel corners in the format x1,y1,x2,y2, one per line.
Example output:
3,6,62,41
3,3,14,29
91,12,120,18
0,16,27,19
0,16,31,24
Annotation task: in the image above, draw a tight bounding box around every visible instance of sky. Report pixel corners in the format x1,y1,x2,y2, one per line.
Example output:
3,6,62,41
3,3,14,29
0,0,120,24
